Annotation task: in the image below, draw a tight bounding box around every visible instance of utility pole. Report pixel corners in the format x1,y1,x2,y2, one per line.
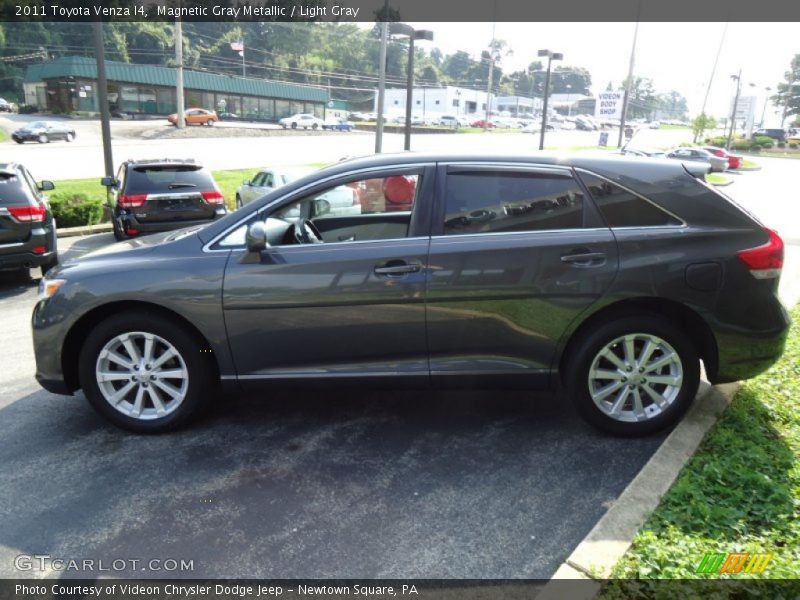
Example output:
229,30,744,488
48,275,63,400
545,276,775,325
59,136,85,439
484,19,496,131
695,21,728,142
375,18,388,153
726,69,741,150
617,15,640,148
175,19,185,129
92,22,113,185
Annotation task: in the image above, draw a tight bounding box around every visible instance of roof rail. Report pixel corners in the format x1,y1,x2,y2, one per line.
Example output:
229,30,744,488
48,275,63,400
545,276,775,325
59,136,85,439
129,158,197,164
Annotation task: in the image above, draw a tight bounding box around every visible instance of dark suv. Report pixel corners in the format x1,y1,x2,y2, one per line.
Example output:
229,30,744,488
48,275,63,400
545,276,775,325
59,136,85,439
102,159,227,240
0,163,58,277
33,153,789,436
753,128,786,142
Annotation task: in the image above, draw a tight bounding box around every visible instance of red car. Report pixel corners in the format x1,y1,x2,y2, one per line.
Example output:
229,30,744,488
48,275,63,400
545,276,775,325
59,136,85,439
703,146,742,169
470,120,496,128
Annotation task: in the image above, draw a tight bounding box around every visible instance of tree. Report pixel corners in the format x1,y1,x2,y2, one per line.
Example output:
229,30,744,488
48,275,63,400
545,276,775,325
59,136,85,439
692,113,716,142
551,66,591,95
622,76,657,119
771,54,800,126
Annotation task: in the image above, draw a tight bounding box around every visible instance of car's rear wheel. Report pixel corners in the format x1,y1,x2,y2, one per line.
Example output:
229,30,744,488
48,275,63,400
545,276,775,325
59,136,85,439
65,132,75,142
291,122,297,129
207,119,214,126
14,138,23,144
37,134,48,144
79,312,214,433
312,123,318,130
565,313,700,436
235,194,243,209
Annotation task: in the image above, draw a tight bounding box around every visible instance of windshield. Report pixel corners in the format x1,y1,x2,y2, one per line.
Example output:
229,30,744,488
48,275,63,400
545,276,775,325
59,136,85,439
28,121,48,129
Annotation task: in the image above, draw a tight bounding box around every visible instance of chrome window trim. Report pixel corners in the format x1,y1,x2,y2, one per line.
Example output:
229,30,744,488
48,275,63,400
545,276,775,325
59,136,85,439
429,227,610,241
263,235,430,252
574,168,687,229
202,162,434,253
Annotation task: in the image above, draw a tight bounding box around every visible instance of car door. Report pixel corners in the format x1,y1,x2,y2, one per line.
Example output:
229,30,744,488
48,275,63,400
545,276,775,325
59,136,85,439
243,172,267,205
220,163,435,386
425,162,619,388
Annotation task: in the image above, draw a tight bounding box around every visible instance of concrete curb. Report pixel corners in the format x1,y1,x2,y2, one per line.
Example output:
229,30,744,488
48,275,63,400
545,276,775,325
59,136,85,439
56,223,113,238
536,381,740,600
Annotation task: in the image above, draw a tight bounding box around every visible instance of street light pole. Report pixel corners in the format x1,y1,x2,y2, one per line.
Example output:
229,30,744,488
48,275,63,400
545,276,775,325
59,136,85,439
175,19,185,129
538,49,562,151
726,70,741,150
92,22,113,185
617,17,640,148
374,20,388,153
389,23,433,152
760,86,771,127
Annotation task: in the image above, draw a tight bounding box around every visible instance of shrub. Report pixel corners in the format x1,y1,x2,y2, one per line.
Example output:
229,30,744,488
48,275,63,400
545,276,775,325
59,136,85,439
790,142,798,149
731,139,751,151
752,135,773,146
49,193,104,228
707,136,728,147
760,141,774,149
18,104,38,114
749,145,762,153
777,141,786,148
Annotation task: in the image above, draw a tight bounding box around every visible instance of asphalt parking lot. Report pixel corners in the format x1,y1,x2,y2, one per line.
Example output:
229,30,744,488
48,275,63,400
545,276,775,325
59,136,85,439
1,156,799,581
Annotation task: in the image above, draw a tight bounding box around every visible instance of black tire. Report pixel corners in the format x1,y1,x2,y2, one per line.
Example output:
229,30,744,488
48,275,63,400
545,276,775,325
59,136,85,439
235,195,243,209
65,132,75,142
207,119,214,126
291,122,297,129
564,313,700,436
14,138,23,144
311,123,318,130
112,220,126,241
78,311,215,433
40,254,58,277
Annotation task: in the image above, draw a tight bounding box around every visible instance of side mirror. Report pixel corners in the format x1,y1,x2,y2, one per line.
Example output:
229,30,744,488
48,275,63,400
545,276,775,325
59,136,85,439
101,176,118,187
245,221,268,253
38,180,55,191
244,180,251,186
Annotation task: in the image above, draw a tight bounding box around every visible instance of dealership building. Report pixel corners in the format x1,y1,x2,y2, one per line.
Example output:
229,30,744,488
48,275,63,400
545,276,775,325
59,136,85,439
377,85,547,119
23,56,329,119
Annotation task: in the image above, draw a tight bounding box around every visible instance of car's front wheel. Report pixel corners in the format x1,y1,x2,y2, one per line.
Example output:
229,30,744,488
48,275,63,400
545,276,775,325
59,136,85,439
565,313,700,436
235,194,243,209
65,132,75,142
79,312,214,433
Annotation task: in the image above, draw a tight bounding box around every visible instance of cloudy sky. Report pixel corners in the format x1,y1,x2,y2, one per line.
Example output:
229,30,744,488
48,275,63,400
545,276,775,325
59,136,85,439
404,22,798,124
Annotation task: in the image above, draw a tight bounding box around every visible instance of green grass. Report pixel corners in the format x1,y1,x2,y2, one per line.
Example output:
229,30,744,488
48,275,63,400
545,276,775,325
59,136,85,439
739,158,761,169
52,164,330,212
659,124,691,130
0,128,8,142
600,303,800,597
704,173,733,186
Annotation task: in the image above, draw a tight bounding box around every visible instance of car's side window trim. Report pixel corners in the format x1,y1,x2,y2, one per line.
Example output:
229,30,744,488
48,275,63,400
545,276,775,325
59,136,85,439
574,168,687,229
204,163,437,252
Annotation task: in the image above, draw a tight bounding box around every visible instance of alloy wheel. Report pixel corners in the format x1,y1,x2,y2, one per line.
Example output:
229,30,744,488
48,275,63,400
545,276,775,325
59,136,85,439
587,333,683,423
95,331,189,420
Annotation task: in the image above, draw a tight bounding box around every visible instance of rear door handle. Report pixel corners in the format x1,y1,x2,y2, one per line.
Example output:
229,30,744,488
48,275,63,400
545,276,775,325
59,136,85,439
374,261,422,276
561,251,606,266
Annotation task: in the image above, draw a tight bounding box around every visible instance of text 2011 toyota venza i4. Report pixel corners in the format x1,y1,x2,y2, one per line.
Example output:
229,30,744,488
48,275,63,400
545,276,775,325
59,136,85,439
32,153,789,435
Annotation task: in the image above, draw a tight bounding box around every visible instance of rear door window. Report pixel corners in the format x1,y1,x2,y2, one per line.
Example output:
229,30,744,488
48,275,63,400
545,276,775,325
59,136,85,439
125,166,216,194
442,169,584,235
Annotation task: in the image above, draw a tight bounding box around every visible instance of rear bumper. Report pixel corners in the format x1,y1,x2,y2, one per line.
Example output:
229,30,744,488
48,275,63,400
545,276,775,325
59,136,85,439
116,210,226,234
711,305,791,384
0,249,55,270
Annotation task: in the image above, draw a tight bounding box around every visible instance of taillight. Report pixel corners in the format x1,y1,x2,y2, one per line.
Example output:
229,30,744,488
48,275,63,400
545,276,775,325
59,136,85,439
7,205,47,223
32,245,46,254
201,191,225,205
119,194,147,208
737,228,784,279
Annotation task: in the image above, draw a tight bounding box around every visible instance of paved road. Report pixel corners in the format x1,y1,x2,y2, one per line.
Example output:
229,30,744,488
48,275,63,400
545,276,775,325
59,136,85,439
0,153,797,581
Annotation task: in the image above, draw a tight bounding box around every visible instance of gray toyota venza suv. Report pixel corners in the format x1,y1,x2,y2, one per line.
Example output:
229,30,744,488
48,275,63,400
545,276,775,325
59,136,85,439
32,153,789,435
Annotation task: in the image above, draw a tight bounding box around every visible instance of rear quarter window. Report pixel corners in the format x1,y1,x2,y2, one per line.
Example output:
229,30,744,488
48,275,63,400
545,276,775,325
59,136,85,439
577,171,681,228
125,166,217,195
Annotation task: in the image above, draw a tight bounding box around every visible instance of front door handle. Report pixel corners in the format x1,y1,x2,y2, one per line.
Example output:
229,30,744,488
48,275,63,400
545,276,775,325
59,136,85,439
374,261,422,276
561,251,606,266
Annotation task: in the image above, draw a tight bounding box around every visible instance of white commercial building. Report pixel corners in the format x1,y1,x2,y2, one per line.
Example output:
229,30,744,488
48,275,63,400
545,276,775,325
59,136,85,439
377,86,490,120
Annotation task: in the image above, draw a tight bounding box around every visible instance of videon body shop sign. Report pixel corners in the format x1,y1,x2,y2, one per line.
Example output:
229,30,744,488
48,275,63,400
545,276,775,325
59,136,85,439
595,91,623,120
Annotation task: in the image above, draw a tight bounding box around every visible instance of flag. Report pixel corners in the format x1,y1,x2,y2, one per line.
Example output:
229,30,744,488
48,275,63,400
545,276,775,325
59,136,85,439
230,41,244,52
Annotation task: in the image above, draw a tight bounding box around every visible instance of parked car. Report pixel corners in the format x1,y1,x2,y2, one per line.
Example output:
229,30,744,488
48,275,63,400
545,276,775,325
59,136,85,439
12,121,76,144
703,146,742,169
322,118,355,132
33,153,789,436
167,108,218,126
218,112,240,120
101,158,227,240
0,98,12,112
348,112,371,122
648,121,661,129
752,128,786,142
470,119,496,128
236,168,312,208
665,147,728,172
437,115,465,127
278,113,323,130
0,162,57,277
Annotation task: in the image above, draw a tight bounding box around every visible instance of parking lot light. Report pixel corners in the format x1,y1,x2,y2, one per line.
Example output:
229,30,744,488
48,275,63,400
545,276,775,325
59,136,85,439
388,23,434,151
537,49,563,150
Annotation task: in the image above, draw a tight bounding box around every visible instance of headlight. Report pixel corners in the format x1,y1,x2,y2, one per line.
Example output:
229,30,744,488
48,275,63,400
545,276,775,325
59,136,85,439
38,278,66,301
